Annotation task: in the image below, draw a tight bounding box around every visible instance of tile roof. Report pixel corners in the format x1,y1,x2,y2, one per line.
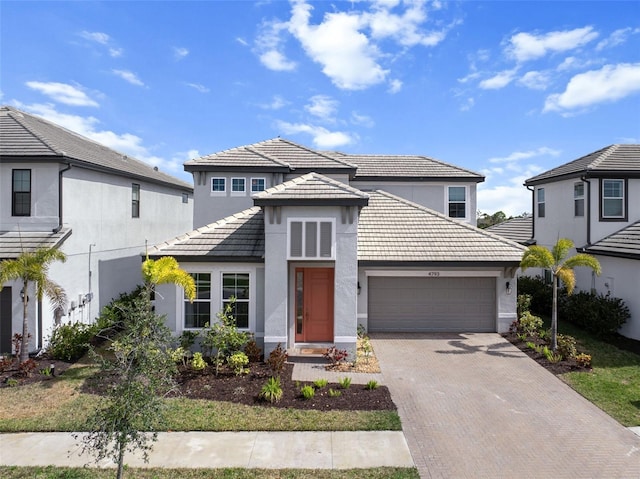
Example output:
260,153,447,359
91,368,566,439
347,154,484,181
253,172,369,206
184,138,356,172
0,106,192,191
0,228,72,260
525,144,640,185
486,217,533,244
582,221,640,260
147,208,264,260
358,191,526,263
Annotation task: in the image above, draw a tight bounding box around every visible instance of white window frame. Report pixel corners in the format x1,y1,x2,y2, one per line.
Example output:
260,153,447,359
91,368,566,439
231,177,246,196
221,272,251,330
251,177,266,193
537,188,545,218
601,179,625,219
211,177,226,196
574,182,584,217
287,218,336,260
183,272,212,330
446,185,467,220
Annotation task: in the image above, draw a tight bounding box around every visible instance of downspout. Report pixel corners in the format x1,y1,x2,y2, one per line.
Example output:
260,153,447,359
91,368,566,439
53,163,72,233
580,175,591,246
526,184,535,240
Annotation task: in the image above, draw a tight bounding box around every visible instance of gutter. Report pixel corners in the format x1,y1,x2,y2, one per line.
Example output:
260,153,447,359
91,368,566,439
53,163,72,233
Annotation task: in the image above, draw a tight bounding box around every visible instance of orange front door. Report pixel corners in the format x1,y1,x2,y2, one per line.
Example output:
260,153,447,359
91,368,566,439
295,268,334,342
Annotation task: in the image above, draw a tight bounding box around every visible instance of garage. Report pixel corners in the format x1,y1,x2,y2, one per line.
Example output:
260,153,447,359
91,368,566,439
367,276,496,332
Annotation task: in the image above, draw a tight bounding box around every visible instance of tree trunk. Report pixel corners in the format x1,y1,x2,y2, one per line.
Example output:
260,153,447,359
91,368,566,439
117,442,125,479
551,275,558,352
20,280,29,363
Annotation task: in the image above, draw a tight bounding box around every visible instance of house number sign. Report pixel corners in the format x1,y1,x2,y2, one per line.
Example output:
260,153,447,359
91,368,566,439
427,271,441,277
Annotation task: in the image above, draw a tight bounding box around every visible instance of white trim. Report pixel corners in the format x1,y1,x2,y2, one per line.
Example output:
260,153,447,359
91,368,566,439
365,270,502,277
264,336,287,343
334,336,357,343
220,271,252,330
446,185,468,221
287,217,336,260
250,177,266,193
230,177,246,197
211,177,226,197
357,313,368,319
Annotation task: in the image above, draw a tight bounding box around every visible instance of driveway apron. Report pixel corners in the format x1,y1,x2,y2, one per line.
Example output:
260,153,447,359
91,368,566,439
371,333,640,479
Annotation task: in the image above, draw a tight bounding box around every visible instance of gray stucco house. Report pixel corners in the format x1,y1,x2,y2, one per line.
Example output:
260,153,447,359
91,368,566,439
0,106,194,353
524,144,640,340
150,138,526,356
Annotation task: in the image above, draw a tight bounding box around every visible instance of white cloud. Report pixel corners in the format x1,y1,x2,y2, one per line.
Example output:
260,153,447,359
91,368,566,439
388,78,403,93
518,70,552,90
305,95,338,121
351,111,374,127
79,30,110,45
507,26,598,62
479,69,518,90
236,37,249,47
112,69,145,87
488,147,561,164
25,81,99,107
108,48,123,58
260,49,297,71
185,83,210,93
459,97,475,112
259,95,288,110
173,47,189,60
544,63,640,113
256,19,297,71
478,163,545,216
275,120,356,148
596,27,639,51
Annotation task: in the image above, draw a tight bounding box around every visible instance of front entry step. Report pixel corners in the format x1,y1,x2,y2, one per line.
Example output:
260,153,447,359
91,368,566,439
287,344,332,364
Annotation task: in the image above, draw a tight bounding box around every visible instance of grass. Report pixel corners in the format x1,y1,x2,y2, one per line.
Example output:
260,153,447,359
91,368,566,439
0,466,420,479
0,363,400,433
554,320,640,427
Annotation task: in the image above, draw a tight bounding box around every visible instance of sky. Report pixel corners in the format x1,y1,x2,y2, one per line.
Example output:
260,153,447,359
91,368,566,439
2,0,639,217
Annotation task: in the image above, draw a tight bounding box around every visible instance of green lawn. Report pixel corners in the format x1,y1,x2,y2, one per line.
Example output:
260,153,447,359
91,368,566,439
0,467,420,479
555,321,640,426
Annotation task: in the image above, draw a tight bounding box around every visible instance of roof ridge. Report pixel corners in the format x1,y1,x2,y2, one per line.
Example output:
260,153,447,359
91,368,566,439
245,145,291,168
588,144,617,169
348,152,483,177
373,189,527,250
3,106,62,156
278,137,358,169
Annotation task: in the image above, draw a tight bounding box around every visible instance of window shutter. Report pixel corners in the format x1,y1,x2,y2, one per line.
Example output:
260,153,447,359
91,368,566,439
320,222,332,257
305,222,317,257
290,222,303,257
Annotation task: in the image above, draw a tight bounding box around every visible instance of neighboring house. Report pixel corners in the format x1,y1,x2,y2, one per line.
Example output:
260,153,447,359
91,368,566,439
151,139,526,356
486,216,534,245
524,144,640,340
0,106,193,354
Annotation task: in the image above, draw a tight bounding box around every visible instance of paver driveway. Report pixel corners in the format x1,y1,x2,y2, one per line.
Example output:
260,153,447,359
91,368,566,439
371,333,640,479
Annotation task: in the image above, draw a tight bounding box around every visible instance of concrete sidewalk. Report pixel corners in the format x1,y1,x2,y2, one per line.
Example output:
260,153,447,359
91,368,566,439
0,431,414,469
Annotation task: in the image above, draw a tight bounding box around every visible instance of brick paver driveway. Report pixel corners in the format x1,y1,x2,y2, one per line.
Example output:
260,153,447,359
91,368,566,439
371,333,640,479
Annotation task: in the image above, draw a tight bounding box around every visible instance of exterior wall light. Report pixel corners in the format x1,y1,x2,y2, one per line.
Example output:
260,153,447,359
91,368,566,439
506,281,512,295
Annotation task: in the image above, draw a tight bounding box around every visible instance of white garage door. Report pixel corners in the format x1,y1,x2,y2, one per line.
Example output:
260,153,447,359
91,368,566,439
368,276,496,332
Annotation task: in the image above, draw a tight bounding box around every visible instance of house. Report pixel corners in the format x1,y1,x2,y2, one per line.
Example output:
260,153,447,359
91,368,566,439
0,106,194,354
150,138,526,356
524,144,640,340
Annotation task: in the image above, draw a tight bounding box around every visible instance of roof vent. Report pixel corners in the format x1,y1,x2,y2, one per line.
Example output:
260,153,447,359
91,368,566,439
154,166,159,171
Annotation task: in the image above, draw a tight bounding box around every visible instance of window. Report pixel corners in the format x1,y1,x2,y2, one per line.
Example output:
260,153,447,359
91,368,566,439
231,177,246,195
537,188,545,218
574,183,584,217
289,219,334,259
448,186,466,218
601,179,625,219
222,273,249,329
211,177,226,194
132,183,140,218
12,169,31,216
185,273,211,328
251,178,266,193
182,193,189,204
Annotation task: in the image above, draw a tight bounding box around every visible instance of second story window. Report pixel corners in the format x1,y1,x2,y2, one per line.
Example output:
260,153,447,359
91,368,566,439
251,178,266,193
574,183,584,217
132,183,140,218
601,179,625,220
211,177,226,195
12,169,31,217
231,178,246,196
182,193,189,204
537,188,545,218
448,186,466,219
288,219,334,259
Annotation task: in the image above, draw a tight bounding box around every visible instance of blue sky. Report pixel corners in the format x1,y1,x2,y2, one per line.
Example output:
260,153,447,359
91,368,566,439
2,0,639,216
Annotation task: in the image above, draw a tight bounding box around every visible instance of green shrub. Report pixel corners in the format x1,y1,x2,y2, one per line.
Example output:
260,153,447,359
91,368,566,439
365,380,379,390
228,351,249,375
561,291,630,337
525,341,536,350
556,334,577,360
575,353,592,368
517,276,553,316
301,385,315,399
191,352,206,371
518,311,543,337
313,378,328,389
338,377,352,389
95,286,144,336
201,299,250,375
47,322,95,361
169,347,186,364
179,330,200,352
328,388,341,397
517,293,532,318
260,376,283,403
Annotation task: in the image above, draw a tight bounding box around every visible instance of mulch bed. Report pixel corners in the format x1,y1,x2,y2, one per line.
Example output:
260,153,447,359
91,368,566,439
502,333,590,375
0,355,75,388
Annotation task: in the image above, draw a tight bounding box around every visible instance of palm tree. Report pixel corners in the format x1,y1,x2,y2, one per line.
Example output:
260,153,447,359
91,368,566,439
141,255,195,302
0,247,67,362
520,238,601,351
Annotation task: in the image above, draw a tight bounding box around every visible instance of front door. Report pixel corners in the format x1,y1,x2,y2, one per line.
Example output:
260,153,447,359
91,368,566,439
295,268,334,342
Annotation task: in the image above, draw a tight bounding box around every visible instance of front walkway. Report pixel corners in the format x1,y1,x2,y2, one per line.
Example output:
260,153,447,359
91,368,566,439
371,333,640,479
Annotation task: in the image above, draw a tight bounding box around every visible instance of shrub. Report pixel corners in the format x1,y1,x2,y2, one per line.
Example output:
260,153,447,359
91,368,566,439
95,286,143,337
300,385,315,399
17,358,37,377
575,353,592,368
338,377,352,389
328,388,341,397
517,311,543,337
313,378,328,389
357,323,366,339
525,341,536,350
260,377,283,403
324,347,349,366
169,347,186,365
201,299,250,375
191,352,206,371
47,322,95,362
228,351,249,376
266,343,288,376
517,276,553,316
0,356,14,373
561,291,630,337
556,334,577,360
6,378,18,387
517,293,532,318
244,336,262,362
365,380,379,390
179,330,200,352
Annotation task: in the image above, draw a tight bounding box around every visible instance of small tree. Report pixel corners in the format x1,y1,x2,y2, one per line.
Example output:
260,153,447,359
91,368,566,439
80,256,195,479
520,238,601,351
0,247,67,362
